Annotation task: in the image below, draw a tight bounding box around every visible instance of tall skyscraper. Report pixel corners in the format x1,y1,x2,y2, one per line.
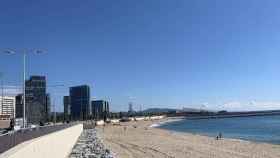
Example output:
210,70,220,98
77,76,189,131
25,76,48,124
63,96,71,121
15,94,23,118
92,100,110,121
69,85,90,120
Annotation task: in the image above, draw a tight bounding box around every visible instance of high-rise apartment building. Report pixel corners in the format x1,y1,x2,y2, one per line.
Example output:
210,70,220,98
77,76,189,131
0,96,15,118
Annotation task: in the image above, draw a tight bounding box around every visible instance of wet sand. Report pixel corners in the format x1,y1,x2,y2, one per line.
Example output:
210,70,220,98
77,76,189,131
97,118,280,158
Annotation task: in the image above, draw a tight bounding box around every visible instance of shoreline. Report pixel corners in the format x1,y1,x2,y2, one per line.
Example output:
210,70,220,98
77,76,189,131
153,117,280,146
149,117,185,127
98,118,280,158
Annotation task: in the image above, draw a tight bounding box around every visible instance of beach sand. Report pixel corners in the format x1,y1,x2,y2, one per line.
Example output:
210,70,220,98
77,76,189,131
97,118,280,158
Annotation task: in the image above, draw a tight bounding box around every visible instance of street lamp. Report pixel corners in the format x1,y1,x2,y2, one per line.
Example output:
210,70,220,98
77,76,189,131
1,49,45,128
49,85,66,125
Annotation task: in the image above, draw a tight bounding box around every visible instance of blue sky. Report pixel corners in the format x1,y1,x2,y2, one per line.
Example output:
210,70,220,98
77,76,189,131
1,0,280,111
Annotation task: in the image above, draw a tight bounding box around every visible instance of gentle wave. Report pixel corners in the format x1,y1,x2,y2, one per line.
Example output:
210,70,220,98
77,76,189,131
149,123,160,127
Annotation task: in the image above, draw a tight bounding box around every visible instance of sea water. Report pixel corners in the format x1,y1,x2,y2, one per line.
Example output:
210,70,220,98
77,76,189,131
159,115,280,144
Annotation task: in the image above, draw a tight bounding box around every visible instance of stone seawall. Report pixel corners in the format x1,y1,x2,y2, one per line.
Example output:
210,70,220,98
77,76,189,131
69,129,113,158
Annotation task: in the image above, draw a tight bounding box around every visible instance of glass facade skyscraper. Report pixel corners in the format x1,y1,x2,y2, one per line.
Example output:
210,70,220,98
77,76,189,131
25,76,48,124
69,85,90,120
63,96,70,121
15,94,23,118
91,100,109,121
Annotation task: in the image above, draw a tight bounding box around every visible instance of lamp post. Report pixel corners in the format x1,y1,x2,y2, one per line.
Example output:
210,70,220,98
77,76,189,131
1,49,44,128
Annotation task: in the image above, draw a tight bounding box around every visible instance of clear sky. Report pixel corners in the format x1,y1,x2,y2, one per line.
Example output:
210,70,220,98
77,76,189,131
1,0,280,112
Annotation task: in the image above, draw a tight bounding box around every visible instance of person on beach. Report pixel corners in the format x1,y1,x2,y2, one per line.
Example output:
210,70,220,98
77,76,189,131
219,132,222,139
216,132,222,140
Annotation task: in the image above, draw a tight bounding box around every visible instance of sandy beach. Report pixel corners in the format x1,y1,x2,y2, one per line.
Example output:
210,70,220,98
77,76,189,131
97,118,280,158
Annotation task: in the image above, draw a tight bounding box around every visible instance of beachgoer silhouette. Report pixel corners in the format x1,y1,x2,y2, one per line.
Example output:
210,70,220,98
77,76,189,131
219,132,222,139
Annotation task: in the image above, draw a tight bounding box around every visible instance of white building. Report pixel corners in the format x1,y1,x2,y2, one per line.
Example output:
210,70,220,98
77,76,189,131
0,96,16,118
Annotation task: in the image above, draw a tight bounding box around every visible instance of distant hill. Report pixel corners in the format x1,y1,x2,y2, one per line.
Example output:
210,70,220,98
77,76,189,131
142,107,204,113
181,107,202,112
142,108,177,113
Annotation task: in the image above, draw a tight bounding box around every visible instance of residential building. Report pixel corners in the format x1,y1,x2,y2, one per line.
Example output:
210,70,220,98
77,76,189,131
0,96,15,118
69,85,90,120
0,114,11,129
91,100,109,120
